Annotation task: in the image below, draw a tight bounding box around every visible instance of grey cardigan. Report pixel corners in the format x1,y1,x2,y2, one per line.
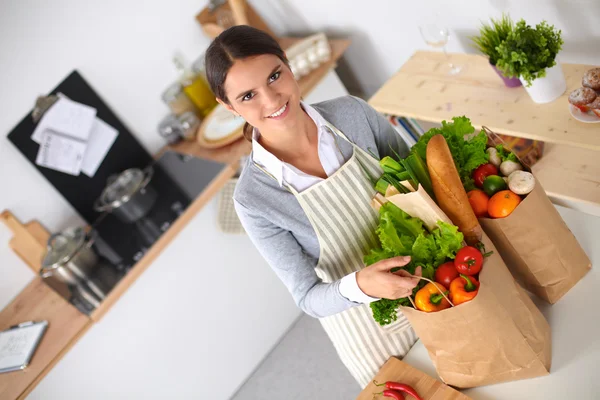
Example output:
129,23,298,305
233,95,410,318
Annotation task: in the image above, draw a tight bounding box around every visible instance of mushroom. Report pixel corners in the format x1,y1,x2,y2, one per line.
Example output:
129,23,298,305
508,171,535,195
500,160,523,176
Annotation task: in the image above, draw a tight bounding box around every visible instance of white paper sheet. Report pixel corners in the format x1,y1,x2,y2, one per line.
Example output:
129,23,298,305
31,97,96,144
0,322,47,373
35,130,86,176
81,118,118,177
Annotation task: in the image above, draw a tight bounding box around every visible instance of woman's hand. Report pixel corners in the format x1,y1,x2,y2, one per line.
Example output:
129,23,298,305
356,256,422,299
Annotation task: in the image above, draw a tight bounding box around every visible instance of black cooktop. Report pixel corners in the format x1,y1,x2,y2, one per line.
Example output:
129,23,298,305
91,151,227,272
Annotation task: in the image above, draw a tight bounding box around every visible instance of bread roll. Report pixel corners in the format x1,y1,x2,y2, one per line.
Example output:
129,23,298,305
426,134,482,245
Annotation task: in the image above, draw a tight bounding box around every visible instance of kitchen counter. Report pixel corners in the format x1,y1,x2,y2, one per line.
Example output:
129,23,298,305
402,205,599,399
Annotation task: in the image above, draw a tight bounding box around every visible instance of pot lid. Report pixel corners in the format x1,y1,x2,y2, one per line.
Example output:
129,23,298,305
41,227,88,270
100,168,145,208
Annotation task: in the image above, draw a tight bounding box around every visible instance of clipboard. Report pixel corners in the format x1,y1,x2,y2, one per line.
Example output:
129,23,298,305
0,321,48,374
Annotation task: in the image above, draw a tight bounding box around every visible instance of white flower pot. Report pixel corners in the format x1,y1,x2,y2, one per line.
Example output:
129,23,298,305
520,63,567,104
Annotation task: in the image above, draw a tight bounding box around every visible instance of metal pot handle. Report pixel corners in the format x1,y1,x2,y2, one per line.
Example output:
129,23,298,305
138,166,154,191
40,269,55,279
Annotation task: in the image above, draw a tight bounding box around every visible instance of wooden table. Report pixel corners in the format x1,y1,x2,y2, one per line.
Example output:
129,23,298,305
369,51,600,215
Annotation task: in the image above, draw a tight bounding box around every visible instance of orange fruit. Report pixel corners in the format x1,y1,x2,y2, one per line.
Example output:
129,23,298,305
488,190,521,218
467,189,489,217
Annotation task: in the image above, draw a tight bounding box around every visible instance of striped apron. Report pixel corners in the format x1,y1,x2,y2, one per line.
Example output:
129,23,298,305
259,121,417,388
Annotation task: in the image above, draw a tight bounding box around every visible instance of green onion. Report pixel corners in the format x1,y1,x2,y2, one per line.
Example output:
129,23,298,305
380,156,404,175
401,153,436,200
375,178,390,195
382,173,411,194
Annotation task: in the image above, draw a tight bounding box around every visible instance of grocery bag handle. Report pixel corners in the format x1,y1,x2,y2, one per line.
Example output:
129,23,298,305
407,275,455,308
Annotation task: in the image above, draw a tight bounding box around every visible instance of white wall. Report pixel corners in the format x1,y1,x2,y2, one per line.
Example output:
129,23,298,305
256,0,600,96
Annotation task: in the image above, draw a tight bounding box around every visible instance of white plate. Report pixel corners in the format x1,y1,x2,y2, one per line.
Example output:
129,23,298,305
569,104,600,123
202,105,246,141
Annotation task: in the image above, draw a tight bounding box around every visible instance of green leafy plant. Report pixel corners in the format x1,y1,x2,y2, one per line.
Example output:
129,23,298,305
495,19,564,86
471,13,514,66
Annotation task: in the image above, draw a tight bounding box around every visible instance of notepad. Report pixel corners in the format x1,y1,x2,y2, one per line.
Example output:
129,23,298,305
0,321,48,373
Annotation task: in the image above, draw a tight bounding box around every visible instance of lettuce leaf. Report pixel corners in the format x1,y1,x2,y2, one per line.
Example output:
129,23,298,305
366,204,465,325
364,247,396,266
379,202,424,239
432,221,464,265
411,234,436,265
411,116,489,191
495,144,519,163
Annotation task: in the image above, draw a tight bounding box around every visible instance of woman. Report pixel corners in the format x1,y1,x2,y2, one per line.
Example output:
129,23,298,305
205,26,421,387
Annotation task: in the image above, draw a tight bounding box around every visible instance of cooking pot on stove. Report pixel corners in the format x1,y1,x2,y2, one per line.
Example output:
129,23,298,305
94,166,157,223
40,227,106,305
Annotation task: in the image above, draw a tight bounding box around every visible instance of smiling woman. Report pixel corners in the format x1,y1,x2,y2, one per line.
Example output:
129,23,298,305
204,26,418,388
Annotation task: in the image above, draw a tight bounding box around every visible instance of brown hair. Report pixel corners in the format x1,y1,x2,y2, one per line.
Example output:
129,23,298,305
205,25,289,141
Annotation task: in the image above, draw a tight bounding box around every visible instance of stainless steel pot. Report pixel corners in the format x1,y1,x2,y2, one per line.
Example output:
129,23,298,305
40,227,106,305
94,166,157,223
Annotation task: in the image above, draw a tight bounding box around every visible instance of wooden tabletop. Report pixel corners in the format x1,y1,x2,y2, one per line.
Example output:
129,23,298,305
369,51,600,151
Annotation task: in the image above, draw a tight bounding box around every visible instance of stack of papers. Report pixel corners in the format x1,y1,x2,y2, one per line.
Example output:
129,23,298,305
32,96,118,177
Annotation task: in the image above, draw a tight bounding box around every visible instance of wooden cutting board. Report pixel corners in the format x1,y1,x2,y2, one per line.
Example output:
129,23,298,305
0,210,49,273
357,358,470,400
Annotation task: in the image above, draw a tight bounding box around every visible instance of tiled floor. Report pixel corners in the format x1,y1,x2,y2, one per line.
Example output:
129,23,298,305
231,314,360,400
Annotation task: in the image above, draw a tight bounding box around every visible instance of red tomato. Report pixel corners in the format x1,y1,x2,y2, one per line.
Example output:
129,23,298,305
473,163,499,188
434,261,459,289
454,246,483,276
467,189,489,217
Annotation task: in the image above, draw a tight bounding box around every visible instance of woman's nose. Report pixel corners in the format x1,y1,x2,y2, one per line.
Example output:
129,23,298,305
263,86,282,109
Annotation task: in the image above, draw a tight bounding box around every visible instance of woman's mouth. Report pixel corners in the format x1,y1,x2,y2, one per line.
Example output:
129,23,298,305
266,102,289,120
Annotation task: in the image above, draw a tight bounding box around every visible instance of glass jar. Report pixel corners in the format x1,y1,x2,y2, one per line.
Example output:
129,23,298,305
173,52,218,118
157,114,183,145
162,82,199,117
178,111,201,141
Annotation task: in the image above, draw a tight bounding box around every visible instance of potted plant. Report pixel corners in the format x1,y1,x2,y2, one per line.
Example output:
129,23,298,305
471,14,521,87
495,19,565,103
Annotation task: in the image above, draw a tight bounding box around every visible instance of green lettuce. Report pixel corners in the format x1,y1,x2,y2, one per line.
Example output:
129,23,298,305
411,116,489,191
495,144,519,163
366,202,464,325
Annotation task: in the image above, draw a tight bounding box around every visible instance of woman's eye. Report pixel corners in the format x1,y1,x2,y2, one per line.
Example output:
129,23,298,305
269,71,281,83
242,92,254,101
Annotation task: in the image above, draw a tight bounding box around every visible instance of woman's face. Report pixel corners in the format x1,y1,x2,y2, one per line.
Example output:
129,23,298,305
219,54,301,135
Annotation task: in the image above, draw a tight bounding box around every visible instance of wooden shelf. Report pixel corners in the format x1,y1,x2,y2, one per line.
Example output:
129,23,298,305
0,278,91,400
369,51,600,151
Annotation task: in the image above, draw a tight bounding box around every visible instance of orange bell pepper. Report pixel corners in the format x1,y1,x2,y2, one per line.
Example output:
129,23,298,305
449,274,480,305
414,282,451,312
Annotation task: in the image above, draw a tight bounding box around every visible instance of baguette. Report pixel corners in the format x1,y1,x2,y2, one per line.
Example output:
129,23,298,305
426,134,482,245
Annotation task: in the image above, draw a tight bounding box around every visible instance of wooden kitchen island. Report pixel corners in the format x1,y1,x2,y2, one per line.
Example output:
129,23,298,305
0,37,350,400
369,51,600,216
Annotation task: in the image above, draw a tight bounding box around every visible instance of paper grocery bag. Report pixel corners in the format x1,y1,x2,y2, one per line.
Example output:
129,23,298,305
399,234,551,388
482,126,591,304
479,179,591,304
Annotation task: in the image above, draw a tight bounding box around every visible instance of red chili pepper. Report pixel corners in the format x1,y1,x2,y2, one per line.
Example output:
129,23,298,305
374,380,423,400
373,389,405,399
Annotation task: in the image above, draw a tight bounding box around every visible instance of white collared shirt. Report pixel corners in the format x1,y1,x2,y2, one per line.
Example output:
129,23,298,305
252,102,379,305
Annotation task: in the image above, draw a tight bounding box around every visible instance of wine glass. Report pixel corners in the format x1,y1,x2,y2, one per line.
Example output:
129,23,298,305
418,23,462,75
